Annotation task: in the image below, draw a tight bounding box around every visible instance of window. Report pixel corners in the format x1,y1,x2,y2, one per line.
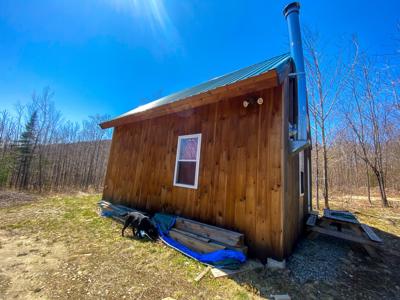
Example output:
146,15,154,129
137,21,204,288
173,134,202,189
299,151,305,196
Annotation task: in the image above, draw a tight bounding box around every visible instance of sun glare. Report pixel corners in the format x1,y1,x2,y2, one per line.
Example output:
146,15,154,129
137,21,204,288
106,0,181,47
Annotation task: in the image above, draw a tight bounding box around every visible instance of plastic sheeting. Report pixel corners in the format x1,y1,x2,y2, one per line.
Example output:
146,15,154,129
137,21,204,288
99,201,246,269
153,213,246,269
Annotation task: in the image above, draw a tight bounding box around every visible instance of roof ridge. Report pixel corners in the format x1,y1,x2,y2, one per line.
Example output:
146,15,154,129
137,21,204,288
209,52,290,81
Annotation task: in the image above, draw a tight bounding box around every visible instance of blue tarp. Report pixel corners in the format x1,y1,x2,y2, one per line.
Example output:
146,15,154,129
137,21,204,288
99,201,246,269
153,213,246,269
100,210,114,218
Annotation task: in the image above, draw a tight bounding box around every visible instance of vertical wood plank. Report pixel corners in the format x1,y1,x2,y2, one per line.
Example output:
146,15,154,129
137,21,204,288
102,86,287,260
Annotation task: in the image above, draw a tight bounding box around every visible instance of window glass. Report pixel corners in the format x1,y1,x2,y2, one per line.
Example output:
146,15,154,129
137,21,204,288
176,161,196,186
179,138,198,160
174,134,201,189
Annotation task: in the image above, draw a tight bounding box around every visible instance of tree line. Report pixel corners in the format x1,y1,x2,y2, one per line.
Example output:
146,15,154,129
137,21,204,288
305,27,400,208
1,27,399,208
0,87,112,192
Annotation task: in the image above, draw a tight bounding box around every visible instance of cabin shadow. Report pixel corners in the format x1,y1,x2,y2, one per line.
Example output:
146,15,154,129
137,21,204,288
226,226,400,299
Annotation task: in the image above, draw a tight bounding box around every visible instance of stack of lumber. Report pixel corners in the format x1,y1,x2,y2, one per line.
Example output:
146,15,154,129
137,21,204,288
169,217,247,255
98,200,247,255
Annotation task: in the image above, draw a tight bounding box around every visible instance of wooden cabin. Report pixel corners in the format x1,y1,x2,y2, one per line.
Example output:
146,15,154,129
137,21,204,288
100,2,311,261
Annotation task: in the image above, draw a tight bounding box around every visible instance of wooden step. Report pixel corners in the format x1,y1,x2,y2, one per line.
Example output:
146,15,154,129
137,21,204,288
175,217,244,247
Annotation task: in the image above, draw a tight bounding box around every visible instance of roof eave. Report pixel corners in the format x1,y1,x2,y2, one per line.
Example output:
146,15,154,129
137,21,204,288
100,63,289,129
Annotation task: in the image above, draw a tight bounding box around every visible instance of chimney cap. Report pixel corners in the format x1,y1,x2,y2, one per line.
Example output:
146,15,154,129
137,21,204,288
283,2,300,18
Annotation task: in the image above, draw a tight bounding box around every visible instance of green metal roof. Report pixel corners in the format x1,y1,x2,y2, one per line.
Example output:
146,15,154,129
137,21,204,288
108,53,291,123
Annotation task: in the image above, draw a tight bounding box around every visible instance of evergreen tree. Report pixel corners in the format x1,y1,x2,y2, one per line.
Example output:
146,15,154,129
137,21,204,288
15,111,38,189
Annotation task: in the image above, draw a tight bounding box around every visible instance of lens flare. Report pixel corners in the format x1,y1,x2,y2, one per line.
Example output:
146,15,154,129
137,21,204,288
106,0,181,50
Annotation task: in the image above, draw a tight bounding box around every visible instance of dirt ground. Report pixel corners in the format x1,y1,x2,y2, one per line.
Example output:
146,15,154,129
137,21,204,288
0,190,38,208
0,191,399,299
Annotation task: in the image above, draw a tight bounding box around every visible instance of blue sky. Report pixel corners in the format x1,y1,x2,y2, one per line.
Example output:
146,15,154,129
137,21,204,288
0,0,398,122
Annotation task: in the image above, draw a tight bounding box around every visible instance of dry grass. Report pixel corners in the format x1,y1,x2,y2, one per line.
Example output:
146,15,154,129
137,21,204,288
0,192,400,299
325,193,400,237
0,193,256,300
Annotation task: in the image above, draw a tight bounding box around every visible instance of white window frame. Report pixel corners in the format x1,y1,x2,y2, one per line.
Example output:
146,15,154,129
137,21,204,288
173,133,202,189
299,150,305,196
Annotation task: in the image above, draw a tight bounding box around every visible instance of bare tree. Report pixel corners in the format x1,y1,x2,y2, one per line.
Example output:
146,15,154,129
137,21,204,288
304,28,358,208
344,56,390,207
29,87,62,191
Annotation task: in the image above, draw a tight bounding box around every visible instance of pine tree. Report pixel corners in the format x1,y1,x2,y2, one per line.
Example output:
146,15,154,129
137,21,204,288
15,111,38,189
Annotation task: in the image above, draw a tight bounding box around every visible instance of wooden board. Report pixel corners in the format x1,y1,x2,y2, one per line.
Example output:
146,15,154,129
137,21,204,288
361,224,383,243
211,259,264,278
169,229,226,254
309,225,380,247
170,228,210,243
209,240,248,255
175,217,244,247
323,209,359,224
194,266,212,282
173,220,248,254
351,225,379,258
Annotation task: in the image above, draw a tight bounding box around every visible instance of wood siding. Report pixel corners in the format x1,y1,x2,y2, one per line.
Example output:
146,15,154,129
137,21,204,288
103,86,286,260
282,149,310,256
281,78,310,257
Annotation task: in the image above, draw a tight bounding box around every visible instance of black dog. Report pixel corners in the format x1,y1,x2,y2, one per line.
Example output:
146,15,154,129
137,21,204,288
121,212,158,240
